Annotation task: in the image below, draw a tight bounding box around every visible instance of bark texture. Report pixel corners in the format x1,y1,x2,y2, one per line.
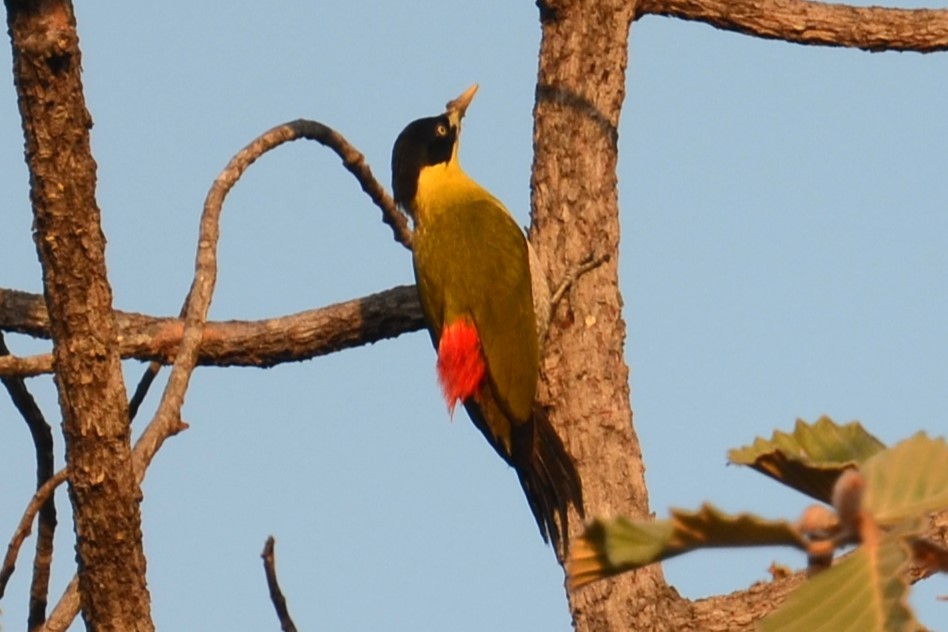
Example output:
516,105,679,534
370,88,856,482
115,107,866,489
0,284,423,378
5,1,153,629
638,0,948,52
530,0,690,629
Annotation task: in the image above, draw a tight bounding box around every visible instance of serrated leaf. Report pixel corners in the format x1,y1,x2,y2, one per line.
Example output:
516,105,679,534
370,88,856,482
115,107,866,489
568,504,805,589
668,505,806,550
728,416,885,503
760,529,917,632
862,432,948,525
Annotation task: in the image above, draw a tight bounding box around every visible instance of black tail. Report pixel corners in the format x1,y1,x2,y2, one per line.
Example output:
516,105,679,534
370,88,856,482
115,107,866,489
464,397,584,550
511,406,584,550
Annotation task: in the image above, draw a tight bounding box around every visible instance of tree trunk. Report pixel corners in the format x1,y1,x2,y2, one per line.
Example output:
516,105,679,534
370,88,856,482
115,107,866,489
5,1,154,629
530,1,690,629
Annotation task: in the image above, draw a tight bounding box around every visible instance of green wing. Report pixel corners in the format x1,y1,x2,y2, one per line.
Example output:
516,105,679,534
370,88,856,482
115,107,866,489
413,196,539,424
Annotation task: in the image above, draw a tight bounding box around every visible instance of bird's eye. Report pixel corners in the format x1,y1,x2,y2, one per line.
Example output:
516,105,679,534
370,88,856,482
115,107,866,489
435,123,448,137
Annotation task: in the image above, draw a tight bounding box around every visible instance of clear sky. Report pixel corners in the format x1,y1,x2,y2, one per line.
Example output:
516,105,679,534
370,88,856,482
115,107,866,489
1,2,945,630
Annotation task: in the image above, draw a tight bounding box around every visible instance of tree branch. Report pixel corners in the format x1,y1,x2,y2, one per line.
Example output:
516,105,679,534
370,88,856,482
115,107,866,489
0,469,69,602
261,537,298,632
285,119,412,249
5,284,424,631
637,0,948,52
0,334,57,631
691,572,805,630
32,117,416,630
41,575,79,632
0,284,424,378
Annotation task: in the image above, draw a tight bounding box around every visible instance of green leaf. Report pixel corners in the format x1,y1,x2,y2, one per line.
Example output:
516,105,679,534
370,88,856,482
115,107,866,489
568,504,805,589
862,432,948,525
728,416,885,502
760,529,918,632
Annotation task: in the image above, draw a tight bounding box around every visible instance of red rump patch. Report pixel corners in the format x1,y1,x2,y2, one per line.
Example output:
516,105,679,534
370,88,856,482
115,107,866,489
437,319,486,415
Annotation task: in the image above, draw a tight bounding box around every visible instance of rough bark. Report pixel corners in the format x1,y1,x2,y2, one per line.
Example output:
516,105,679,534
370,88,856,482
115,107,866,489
528,1,948,630
530,0,690,629
4,1,153,629
0,285,424,377
637,0,948,52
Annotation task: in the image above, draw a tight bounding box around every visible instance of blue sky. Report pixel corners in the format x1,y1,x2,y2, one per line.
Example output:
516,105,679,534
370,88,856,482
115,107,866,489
1,2,945,630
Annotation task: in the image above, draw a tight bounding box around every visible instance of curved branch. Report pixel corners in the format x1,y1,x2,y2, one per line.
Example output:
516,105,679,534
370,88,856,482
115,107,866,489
0,468,69,600
0,285,424,377
0,120,411,380
33,119,414,629
284,120,411,248
637,0,948,52
138,119,408,482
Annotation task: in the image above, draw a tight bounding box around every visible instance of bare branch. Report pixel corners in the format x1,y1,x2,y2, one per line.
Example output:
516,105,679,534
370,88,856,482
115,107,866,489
7,286,423,629
637,0,948,52
0,285,424,378
35,118,416,630
127,361,162,421
143,120,385,498
0,352,50,379
0,468,69,601
7,117,411,482
261,537,298,632
288,119,412,249
0,334,57,626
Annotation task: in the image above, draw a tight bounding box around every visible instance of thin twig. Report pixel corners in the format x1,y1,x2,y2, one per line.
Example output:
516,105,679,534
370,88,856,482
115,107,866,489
283,119,412,249
261,537,298,632
127,361,162,421
550,252,611,310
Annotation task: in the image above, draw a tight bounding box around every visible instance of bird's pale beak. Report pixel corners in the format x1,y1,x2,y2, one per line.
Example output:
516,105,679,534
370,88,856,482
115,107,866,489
446,84,478,125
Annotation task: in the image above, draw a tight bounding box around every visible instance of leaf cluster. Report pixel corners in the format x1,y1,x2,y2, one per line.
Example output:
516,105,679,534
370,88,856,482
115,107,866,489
568,417,948,631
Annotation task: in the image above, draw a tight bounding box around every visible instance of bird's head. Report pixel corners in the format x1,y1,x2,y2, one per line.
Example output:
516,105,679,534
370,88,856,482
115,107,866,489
392,84,478,216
